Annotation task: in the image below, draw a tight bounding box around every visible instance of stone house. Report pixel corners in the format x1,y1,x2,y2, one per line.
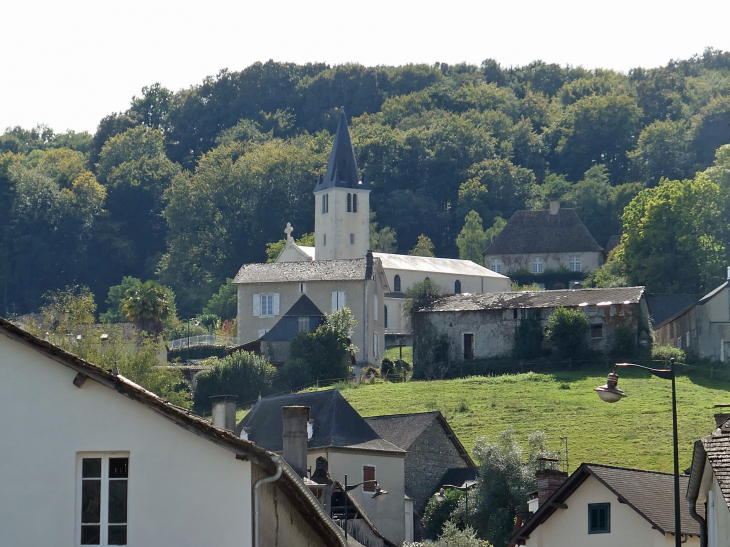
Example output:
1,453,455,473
237,389,408,545
510,463,701,546
655,278,730,361
483,200,604,279
365,411,476,540
412,287,649,363
0,317,347,547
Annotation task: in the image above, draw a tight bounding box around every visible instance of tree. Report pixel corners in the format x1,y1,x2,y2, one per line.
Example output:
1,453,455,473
422,489,464,539
456,211,489,263
409,234,436,257
100,276,140,323
203,279,238,320
403,278,442,316
512,316,544,360
370,212,398,253
627,119,694,186
122,280,175,335
265,232,315,262
545,307,589,358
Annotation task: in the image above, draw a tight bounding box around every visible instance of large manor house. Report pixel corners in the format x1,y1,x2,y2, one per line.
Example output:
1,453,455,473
233,111,511,367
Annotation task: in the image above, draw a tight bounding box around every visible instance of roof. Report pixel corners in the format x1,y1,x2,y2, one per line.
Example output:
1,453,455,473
646,294,702,329
284,295,325,317
0,317,346,547
237,389,405,454
234,256,374,284
511,463,701,544
699,281,728,304
298,246,316,260
373,252,509,279
418,286,645,313
484,208,602,255
690,418,730,511
364,411,475,467
314,109,365,192
439,467,479,489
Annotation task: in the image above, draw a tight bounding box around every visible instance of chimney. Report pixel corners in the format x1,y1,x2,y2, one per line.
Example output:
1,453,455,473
536,468,568,508
211,395,238,431
282,406,310,477
549,199,560,216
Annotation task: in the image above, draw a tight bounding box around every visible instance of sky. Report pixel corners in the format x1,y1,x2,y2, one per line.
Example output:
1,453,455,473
3,0,730,134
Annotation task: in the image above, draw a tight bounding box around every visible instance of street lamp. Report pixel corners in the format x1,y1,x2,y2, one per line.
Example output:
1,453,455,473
433,481,477,526
340,474,388,539
594,358,681,547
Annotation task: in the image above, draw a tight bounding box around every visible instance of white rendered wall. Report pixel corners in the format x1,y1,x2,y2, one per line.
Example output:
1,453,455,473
0,334,254,547
314,188,370,261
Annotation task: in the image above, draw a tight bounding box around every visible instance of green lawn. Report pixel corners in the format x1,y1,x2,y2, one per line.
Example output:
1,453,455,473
334,368,730,474
384,345,413,363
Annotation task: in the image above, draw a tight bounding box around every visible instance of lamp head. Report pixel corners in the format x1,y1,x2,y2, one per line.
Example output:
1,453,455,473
434,488,446,502
371,484,388,500
595,371,626,403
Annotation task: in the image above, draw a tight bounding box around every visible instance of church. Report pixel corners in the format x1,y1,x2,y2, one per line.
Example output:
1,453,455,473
233,110,511,367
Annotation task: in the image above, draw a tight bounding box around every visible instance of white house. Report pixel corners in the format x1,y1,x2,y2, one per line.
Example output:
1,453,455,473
0,317,346,547
510,463,701,547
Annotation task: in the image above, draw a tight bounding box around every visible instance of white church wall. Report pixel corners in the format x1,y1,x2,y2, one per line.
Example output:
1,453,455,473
384,269,512,297
314,187,370,261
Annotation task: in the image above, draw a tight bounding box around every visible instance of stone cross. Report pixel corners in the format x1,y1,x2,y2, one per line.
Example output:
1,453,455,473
284,222,294,242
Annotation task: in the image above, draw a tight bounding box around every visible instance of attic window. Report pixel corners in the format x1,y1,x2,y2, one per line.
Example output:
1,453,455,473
588,503,610,534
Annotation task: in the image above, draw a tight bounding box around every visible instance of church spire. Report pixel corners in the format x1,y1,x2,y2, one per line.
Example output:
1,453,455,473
314,107,362,192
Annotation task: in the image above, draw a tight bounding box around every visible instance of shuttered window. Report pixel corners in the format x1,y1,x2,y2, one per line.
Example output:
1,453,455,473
363,465,376,493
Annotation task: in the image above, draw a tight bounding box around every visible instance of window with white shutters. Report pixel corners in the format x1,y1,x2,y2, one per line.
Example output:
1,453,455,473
255,294,279,317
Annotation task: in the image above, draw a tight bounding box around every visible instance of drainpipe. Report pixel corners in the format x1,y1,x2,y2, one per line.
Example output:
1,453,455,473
253,456,283,547
687,498,706,547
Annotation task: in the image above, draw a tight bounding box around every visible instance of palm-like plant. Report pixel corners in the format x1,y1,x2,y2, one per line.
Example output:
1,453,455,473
122,280,172,335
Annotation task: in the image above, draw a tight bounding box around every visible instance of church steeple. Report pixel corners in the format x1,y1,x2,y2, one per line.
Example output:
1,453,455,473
314,108,363,192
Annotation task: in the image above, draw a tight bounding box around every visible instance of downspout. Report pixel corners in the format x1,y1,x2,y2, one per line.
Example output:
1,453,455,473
688,499,707,547
686,440,708,547
254,455,283,547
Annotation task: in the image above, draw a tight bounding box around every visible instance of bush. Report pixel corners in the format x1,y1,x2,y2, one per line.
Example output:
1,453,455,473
422,489,464,539
652,345,686,363
274,358,315,392
381,357,412,379
545,307,588,358
361,365,381,381
512,316,544,359
610,323,637,359
193,351,275,412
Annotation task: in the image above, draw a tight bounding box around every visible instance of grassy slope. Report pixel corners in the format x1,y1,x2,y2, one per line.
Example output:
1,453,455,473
336,368,730,474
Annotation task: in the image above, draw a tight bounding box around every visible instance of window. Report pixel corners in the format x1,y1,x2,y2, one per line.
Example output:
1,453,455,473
569,255,581,272
350,233,355,245
394,275,401,292
455,280,462,294
686,331,691,347
347,193,352,212
299,282,306,293
463,333,474,360
322,195,326,214
323,234,326,246
363,465,376,493
298,317,310,333
332,291,346,311
588,503,610,534
253,293,279,317
78,454,129,546
513,309,519,320
532,257,544,274
490,259,502,274
591,324,603,340
352,193,358,213
374,332,380,359
374,294,379,321
384,305,388,328
325,194,329,213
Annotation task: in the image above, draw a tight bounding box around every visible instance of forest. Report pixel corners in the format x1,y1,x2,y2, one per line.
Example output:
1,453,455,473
3,48,730,318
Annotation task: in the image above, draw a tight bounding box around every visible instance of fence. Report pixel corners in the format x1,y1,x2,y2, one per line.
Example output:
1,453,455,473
167,335,238,350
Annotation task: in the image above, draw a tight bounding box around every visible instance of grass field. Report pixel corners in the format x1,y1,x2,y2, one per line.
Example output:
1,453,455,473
333,367,730,474
384,345,413,363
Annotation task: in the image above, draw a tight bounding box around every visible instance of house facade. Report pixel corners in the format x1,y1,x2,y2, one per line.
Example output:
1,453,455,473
655,279,730,361
483,200,604,279
0,318,346,547
511,463,701,547
412,287,650,363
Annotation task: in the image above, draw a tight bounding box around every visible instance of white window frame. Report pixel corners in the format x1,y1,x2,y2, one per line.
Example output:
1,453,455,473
76,452,130,547
490,259,502,274
254,293,279,317
332,291,346,311
532,257,544,274
569,255,581,272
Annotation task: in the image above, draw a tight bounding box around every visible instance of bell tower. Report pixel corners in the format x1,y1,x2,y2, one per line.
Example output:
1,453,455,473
314,108,370,261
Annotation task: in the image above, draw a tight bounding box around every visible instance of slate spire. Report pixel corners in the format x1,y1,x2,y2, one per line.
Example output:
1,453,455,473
315,108,362,191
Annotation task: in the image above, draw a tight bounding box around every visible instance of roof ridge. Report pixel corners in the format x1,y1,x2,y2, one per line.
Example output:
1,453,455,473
584,462,679,477
365,411,441,420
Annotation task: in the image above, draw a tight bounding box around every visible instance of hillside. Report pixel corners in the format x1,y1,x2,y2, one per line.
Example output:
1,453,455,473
334,368,729,474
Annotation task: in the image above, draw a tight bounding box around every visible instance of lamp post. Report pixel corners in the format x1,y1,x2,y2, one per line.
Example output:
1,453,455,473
594,358,681,547
434,481,477,527
341,474,388,539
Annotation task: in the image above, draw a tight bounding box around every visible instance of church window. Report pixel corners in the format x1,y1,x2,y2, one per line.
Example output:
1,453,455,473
455,280,462,294
490,259,502,274
532,257,544,274
347,193,352,212
352,194,358,213
350,233,354,245
322,195,326,214
384,305,388,328
393,275,401,292
332,291,346,311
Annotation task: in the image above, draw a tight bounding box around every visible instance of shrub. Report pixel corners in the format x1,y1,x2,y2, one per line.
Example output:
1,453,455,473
381,357,395,376
512,316,544,359
193,351,275,412
422,488,463,539
361,365,381,381
610,323,636,359
545,307,588,358
274,358,315,392
404,278,442,315
652,345,686,363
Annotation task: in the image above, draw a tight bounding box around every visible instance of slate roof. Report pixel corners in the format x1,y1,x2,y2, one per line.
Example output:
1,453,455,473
236,389,405,454
440,467,479,489
646,293,702,329
691,418,730,511
700,281,729,304
511,463,701,544
284,295,325,317
419,286,645,313
484,208,602,255
373,252,509,279
365,411,475,467
314,109,365,192
234,257,373,284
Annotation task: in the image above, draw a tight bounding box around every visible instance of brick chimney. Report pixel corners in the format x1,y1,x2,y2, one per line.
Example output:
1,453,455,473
282,406,310,477
536,468,568,508
211,395,237,431
549,199,561,216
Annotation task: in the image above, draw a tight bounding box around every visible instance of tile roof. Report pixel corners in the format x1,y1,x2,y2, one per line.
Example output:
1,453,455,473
419,286,645,313
646,293,702,329
236,389,405,454
234,257,373,284
511,463,701,544
484,208,602,255
373,252,508,279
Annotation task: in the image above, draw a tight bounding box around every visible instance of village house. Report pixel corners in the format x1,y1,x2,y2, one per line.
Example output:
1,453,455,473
510,463,702,547
483,199,604,282
655,275,730,361
0,317,347,547
412,287,650,362
259,294,326,364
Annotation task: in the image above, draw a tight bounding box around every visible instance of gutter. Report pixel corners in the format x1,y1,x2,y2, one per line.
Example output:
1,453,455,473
686,441,708,547
254,456,283,547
